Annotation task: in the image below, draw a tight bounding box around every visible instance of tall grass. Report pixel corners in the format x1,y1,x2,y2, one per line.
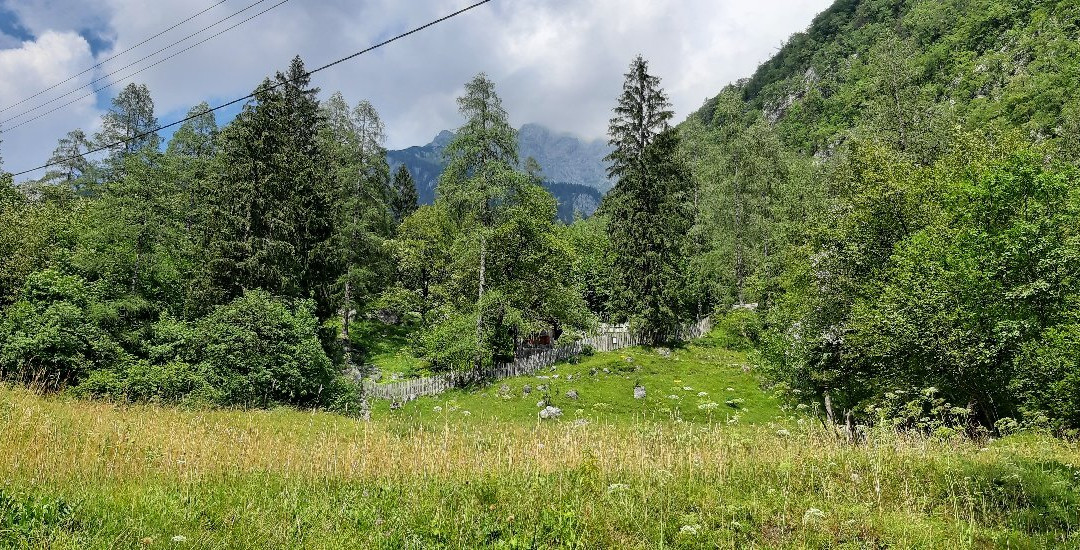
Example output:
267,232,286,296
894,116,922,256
2,385,1078,548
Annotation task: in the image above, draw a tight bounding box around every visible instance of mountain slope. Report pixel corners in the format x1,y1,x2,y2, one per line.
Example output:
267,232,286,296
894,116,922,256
691,0,1080,157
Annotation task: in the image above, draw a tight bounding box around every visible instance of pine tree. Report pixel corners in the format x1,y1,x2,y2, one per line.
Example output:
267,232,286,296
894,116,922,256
320,92,393,364
603,56,692,338
209,56,338,318
390,164,419,225
167,103,219,235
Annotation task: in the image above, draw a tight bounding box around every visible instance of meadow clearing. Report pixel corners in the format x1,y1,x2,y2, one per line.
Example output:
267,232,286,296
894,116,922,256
2,333,1079,548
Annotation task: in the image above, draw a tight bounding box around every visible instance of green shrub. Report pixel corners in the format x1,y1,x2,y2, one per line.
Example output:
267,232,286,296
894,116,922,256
1012,324,1080,430
195,290,337,408
712,309,762,351
0,270,124,389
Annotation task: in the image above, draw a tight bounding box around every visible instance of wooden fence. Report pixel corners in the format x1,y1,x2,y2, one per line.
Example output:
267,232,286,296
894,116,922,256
360,317,713,402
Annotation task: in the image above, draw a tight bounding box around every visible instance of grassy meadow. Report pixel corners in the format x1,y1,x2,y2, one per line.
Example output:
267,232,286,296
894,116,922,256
2,333,1079,548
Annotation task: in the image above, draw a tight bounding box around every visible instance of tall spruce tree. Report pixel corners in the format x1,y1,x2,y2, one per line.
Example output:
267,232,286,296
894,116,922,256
320,92,394,364
167,103,219,235
390,164,419,225
603,55,692,337
209,56,338,318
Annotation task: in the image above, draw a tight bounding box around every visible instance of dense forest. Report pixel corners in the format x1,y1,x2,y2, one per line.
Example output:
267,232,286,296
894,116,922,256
2,0,1080,437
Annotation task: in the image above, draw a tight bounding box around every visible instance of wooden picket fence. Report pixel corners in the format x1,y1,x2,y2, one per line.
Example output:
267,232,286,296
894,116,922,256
360,317,713,402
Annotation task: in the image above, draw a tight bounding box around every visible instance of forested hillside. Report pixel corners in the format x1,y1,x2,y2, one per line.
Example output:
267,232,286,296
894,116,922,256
679,0,1080,433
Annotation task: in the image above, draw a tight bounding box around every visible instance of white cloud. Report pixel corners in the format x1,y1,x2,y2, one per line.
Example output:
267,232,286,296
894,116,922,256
0,0,831,180
0,31,99,178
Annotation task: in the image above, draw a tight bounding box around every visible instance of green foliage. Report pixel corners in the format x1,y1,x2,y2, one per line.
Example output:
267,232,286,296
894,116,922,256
1012,324,1080,431
194,290,338,408
711,310,762,352
0,270,123,390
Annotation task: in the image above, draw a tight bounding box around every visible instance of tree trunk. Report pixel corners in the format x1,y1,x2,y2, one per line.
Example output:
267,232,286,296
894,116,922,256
474,235,486,371
342,280,352,367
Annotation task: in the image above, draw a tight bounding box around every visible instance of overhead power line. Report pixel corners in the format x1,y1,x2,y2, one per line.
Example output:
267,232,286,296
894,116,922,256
0,0,282,130
9,0,493,178
0,0,229,116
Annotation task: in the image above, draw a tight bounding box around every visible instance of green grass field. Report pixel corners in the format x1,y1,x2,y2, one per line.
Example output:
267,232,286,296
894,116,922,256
349,320,427,379
2,332,1079,548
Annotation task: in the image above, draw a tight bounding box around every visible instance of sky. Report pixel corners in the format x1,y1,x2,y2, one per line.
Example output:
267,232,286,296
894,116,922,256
0,0,831,181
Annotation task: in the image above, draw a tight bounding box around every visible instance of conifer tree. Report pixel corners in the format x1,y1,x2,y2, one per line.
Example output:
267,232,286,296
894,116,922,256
390,164,419,225
167,103,219,235
603,56,692,338
439,73,520,370
209,56,338,318
96,83,159,170
320,92,393,363
40,129,94,190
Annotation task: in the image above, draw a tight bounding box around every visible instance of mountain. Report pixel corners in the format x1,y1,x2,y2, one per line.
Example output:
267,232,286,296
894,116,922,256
386,123,612,220
689,0,1080,159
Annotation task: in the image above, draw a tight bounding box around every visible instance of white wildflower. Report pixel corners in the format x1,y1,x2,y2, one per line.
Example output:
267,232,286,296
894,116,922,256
802,507,825,525
679,524,700,536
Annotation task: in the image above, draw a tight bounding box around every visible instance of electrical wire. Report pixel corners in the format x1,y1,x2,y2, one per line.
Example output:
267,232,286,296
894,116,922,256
0,0,229,115
8,0,493,177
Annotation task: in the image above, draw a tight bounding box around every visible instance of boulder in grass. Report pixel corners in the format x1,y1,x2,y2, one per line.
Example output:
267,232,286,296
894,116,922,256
539,406,563,420
566,389,579,400
634,385,646,399
522,384,532,395
656,347,672,358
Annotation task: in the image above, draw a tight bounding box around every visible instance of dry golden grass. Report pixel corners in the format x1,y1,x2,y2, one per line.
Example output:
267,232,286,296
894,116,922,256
2,385,1079,548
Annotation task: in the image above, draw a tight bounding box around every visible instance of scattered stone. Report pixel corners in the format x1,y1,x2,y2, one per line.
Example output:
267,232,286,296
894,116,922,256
590,368,598,376
390,400,402,411
539,406,563,420
566,389,579,400
682,386,693,391
668,394,680,400
634,385,646,399
625,356,634,363
537,384,548,393
522,384,532,395
566,374,573,381
602,368,611,374
171,535,188,543
656,347,672,358
552,374,560,379
697,391,708,397
499,384,511,395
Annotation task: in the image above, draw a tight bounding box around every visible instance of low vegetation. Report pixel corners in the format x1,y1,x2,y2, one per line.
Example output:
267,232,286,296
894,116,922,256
2,335,1078,548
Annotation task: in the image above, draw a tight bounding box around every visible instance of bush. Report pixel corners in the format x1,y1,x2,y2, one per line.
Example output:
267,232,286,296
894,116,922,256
1012,324,1080,430
712,309,762,351
0,270,123,389
195,290,337,408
